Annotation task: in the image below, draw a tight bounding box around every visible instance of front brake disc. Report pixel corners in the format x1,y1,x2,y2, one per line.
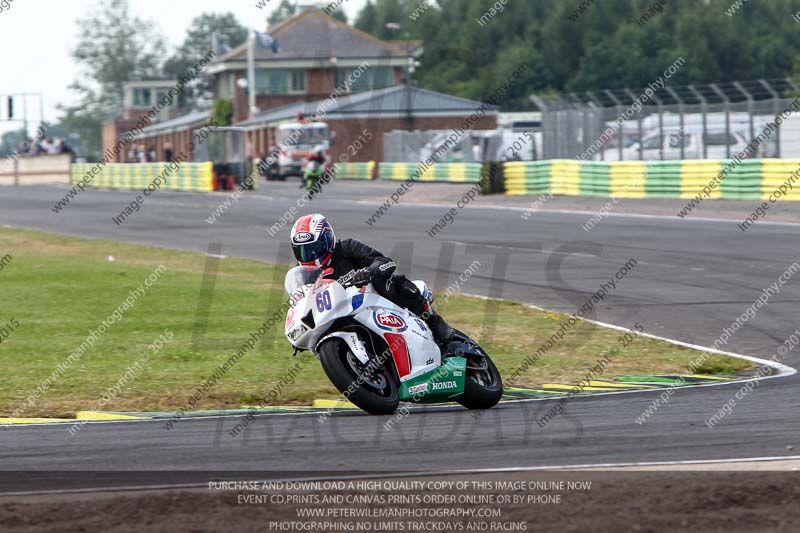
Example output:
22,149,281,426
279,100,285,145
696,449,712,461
347,352,387,389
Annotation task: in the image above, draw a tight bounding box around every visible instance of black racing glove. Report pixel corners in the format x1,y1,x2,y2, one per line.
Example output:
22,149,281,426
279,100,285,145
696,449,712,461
351,268,374,287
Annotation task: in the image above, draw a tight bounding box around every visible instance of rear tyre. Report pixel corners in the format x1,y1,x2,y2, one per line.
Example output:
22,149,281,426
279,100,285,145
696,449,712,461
318,339,399,415
455,337,503,410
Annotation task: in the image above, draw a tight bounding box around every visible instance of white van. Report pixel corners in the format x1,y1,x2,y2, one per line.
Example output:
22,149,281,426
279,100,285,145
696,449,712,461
777,112,800,158
618,128,751,160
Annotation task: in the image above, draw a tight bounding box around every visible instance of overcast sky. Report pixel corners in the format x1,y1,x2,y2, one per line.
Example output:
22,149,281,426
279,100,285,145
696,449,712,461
0,0,368,136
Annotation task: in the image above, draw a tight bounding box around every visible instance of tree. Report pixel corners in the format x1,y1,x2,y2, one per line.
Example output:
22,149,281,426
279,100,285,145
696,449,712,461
58,0,166,158
70,0,166,114
164,13,248,78
163,13,248,110
351,0,800,110
367,0,417,40
51,112,103,160
211,99,234,127
329,9,348,24
268,0,297,27
355,0,378,34
0,128,28,158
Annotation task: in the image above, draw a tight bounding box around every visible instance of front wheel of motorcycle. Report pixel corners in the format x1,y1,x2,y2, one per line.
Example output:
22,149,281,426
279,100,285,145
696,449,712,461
318,339,399,415
455,336,503,410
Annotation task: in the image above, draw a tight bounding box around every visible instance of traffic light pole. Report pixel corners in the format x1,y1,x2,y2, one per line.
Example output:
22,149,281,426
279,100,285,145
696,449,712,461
1,93,45,137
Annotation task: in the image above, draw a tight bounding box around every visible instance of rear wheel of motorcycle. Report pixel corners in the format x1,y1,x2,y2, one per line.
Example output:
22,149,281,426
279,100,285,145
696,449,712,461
457,352,503,410
318,339,399,415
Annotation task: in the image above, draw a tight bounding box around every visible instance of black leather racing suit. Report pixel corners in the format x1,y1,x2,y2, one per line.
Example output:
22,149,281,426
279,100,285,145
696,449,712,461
324,239,429,317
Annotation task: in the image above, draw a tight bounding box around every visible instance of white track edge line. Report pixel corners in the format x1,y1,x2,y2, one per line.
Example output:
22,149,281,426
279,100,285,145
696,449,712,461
2,268,794,429
462,291,797,381
355,198,800,228
3,295,794,429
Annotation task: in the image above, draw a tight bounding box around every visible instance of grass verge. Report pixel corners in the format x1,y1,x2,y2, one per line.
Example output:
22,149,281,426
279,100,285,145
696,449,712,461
0,227,752,417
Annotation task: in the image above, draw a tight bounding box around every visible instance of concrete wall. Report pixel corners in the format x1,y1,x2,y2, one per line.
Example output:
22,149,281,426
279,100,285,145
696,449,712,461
0,154,72,186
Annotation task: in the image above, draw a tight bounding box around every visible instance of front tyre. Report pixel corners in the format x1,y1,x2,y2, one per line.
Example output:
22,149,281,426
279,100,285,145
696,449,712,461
456,339,503,410
318,339,399,415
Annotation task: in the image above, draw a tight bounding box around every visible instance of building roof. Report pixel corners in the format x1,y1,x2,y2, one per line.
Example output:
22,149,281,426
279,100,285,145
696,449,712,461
235,85,498,130
125,87,496,137
213,8,410,64
133,109,210,138
123,80,178,89
386,40,424,56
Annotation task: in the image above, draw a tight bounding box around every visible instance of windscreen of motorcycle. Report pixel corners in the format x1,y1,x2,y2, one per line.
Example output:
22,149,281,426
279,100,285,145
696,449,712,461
284,265,322,295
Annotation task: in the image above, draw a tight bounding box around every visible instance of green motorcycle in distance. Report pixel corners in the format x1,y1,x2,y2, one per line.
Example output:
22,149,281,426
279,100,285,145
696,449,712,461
304,160,325,197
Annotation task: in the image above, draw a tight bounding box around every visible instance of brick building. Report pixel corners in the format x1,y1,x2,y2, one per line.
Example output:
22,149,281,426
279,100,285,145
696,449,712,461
236,85,498,162
102,80,183,163
208,7,419,124
112,8,497,165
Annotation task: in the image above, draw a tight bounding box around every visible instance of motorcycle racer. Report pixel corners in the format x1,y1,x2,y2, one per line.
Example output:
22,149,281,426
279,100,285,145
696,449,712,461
301,145,327,191
289,213,455,344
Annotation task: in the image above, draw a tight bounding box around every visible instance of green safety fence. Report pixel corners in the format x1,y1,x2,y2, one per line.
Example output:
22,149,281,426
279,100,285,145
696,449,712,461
378,162,482,183
71,162,214,192
504,159,800,200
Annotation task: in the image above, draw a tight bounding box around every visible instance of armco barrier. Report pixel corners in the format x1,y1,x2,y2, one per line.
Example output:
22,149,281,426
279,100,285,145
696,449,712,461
334,161,375,180
505,159,800,200
379,162,482,183
70,162,214,192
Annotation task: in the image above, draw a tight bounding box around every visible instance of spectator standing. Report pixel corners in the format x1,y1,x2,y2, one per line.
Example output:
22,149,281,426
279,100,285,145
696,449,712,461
60,140,76,162
47,138,60,155
472,140,483,163
163,141,173,162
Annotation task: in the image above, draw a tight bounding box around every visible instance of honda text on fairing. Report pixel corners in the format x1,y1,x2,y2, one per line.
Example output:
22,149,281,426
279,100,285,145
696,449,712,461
283,266,503,414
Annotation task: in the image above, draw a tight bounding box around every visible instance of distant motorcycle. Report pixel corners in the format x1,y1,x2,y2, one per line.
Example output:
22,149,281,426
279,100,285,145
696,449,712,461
284,267,503,415
303,159,324,196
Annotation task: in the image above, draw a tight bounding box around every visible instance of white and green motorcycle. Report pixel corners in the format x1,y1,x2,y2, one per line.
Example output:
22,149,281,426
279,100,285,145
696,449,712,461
284,267,503,415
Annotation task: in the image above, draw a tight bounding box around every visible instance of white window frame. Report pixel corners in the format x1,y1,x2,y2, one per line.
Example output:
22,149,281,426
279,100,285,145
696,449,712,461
289,70,307,94
334,69,353,93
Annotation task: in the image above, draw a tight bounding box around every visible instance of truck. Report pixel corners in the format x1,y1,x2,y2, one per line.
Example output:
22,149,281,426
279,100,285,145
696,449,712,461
272,121,330,180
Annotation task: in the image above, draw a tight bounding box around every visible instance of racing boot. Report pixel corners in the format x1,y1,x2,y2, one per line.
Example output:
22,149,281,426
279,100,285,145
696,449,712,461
425,311,455,345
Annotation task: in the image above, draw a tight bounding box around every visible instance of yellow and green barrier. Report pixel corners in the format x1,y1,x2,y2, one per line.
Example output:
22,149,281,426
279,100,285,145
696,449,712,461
379,162,482,183
334,161,375,180
505,160,552,195
505,159,800,200
71,162,214,192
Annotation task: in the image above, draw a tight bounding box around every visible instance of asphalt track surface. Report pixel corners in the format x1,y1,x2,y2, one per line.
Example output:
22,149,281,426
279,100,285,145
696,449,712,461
1,180,799,491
